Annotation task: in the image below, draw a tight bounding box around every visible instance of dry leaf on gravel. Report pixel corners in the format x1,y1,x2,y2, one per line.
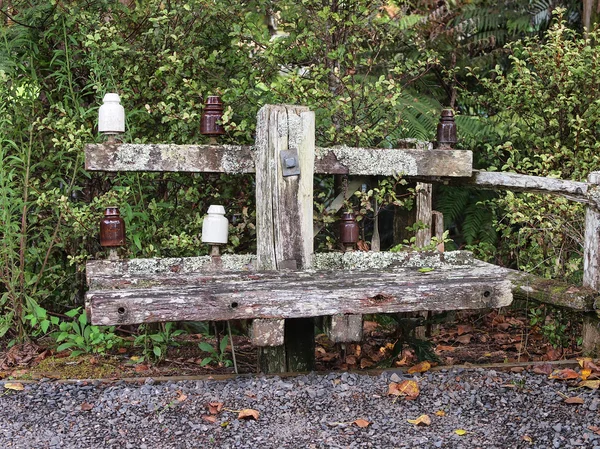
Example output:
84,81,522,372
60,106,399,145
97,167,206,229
588,426,600,435
238,409,259,420
202,415,217,424
176,391,187,402
435,410,446,417
80,402,94,411
353,419,371,428
407,361,431,374
564,397,584,405
208,402,224,414
388,380,419,400
4,382,24,391
454,429,468,436
523,435,533,443
579,380,600,389
549,368,579,380
407,414,431,426
581,369,592,381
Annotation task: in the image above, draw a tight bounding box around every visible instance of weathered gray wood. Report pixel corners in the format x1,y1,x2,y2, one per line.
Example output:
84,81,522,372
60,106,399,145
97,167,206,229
415,182,433,248
325,315,363,343
432,211,445,252
255,104,315,372
508,271,598,312
85,143,256,173
250,319,284,346
86,250,476,289
583,172,600,355
85,143,473,177
419,170,599,208
86,262,513,325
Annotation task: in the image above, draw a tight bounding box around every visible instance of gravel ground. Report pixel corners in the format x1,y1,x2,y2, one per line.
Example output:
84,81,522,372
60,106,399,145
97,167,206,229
1,368,599,449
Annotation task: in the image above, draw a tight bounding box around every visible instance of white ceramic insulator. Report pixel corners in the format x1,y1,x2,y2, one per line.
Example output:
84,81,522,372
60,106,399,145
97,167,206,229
98,93,125,134
202,205,229,244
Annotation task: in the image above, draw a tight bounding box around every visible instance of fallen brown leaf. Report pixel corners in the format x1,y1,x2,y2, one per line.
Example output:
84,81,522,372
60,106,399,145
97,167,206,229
457,324,473,336
80,402,94,411
564,396,584,405
544,347,562,362
581,369,592,381
435,345,457,352
435,410,446,417
360,358,374,369
388,380,419,400
549,368,579,380
363,321,379,334
238,409,259,420
532,364,553,376
579,380,600,389
134,364,149,373
407,361,431,374
208,401,224,414
345,355,357,366
202,415,217,424
4,382,24,391
176,391,187,402
455,334,472,345
523,435,533,443
353,419,371,428
588,425,600,435
407,414,431,426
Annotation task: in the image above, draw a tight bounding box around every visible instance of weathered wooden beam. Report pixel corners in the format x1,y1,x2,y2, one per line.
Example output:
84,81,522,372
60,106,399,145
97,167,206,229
583,172,600,355
86,263,513,325
324,314,363,343
255,104,316,372
84,143,473,177
417,170,599,208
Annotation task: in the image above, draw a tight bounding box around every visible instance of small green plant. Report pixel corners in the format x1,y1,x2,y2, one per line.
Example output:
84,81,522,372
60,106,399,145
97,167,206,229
134,322,186,362
54,308,122,356
529,306,576,349
199,335,232,367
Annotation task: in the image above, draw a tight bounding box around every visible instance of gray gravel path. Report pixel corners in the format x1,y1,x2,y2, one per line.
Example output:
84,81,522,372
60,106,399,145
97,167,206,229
1,368,599,449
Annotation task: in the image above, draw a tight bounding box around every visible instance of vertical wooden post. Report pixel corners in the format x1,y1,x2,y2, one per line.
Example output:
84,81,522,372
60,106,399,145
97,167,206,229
583,172,600,356
414,182,433,248
254,104,316,372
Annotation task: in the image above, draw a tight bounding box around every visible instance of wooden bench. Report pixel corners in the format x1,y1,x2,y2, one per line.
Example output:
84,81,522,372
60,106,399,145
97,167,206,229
84,104,600,372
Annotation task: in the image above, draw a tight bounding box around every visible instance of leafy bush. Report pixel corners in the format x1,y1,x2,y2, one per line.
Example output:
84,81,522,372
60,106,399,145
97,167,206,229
54,309,121,356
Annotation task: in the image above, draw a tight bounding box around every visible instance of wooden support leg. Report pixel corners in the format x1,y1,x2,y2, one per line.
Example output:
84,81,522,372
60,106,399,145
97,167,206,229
582,171,600,356
255,104,316,373
325,314,363,343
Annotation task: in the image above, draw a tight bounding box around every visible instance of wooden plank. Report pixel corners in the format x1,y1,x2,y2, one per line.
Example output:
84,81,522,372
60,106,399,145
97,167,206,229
255,104,315,372
415,182,432,248
418,170,598,208
84,143,473,177
432,211,445,252
85,143,255,174
583,171,600,355
325,315,363,343
86,263,514,325
250,319,284,346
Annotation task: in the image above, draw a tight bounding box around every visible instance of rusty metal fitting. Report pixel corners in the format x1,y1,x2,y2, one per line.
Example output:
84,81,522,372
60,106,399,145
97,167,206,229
100,207,126,247
200,95,225,138
436,109,457,148
339,212,359,252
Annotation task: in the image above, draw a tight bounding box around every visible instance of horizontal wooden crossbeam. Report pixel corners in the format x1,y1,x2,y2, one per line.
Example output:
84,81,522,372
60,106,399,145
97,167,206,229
84,143,473,177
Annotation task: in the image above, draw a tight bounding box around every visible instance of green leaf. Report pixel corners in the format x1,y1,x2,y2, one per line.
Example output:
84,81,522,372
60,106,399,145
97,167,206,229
153,346,162,358
199,342,216,354
65,308,80,318
219,335,229,354
56,342,76,352
200,357,213,366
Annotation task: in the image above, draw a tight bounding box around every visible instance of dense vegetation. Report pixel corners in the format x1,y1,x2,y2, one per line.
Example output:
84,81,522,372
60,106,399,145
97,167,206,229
0,1,596,352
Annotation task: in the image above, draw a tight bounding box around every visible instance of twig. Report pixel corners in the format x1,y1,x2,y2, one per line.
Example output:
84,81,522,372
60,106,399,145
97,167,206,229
227,321,238,374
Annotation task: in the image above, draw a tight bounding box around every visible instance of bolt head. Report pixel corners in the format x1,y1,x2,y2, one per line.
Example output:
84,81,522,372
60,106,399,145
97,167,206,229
284,157,297,168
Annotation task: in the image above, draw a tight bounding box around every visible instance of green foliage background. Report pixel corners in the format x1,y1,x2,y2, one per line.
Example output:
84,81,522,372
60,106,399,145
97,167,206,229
0,1,596,342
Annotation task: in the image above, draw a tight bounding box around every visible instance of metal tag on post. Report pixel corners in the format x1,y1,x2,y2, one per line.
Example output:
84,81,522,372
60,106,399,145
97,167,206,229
280,149,301,177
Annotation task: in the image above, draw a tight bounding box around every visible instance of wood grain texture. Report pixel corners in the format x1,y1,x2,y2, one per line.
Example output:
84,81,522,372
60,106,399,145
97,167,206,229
85,143,473,177
86,262,513,325
583,172,600,355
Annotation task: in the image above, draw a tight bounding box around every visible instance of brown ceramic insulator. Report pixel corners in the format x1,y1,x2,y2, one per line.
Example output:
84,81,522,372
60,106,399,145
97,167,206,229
436,109,457,148
200,95,225,136
339,212,359,248
100,207,126,247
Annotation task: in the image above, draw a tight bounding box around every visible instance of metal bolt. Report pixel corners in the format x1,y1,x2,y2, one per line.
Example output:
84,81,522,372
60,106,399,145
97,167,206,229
284,157,297,168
